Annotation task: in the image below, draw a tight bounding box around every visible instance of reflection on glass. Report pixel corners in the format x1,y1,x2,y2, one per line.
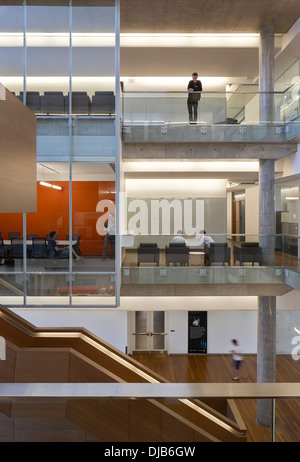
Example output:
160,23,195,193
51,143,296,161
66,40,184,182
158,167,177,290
275,179,299,261
0,6,24,95
26,273,70,306
71,5,115,113
26,5,69,113
27,175,70,271
0,214,24,273
71,162,115,263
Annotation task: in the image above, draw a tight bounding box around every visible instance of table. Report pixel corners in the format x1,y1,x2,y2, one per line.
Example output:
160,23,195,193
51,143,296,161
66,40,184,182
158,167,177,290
3,240,76,246
189,250,205,265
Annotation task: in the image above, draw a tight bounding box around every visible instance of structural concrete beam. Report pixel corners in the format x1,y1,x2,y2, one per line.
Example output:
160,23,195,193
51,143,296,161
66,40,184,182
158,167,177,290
120,283,292,297
123,142,297,160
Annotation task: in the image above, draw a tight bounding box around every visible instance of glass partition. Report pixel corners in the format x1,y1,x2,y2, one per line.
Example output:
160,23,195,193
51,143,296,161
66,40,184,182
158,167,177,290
0,5,24,96
121,232,300,290
121,89,300,143
122,91,286,126
71,4,115,108
26,4,69,112
0,1,118,307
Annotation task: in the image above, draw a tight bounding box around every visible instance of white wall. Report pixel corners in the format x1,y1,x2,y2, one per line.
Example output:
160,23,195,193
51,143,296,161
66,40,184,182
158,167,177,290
245,185,259,239
166,310,188,354
276,144,300,177
12,308,128,353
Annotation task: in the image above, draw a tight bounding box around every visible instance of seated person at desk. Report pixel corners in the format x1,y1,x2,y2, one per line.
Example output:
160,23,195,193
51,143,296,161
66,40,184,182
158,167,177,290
200,230,214,247
48,231,82,260
171,230,187,245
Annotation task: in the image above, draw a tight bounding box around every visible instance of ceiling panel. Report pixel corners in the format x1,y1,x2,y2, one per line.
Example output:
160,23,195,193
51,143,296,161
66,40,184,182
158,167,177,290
120,0,300,34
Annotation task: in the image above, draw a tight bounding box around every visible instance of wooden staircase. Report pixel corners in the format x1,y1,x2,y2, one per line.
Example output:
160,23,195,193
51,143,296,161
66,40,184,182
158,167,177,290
0,305,247,442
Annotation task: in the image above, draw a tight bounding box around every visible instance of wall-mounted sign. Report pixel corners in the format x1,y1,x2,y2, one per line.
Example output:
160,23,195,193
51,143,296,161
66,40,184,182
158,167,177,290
188,311,207,353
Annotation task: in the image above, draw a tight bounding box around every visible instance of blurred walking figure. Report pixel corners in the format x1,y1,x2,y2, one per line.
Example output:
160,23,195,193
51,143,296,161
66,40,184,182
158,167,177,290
231,339,244,381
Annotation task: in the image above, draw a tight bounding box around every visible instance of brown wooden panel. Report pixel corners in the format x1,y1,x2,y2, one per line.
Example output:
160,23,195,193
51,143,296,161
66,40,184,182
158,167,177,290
0,411,13,442
0,342,17,383
13,417,86,442
68,350,121,383
0,401,12,418
10,399,67,419
158,398,246,442
66,399,130,442
0,87,36,213
129,399,161,442
14,349,70,383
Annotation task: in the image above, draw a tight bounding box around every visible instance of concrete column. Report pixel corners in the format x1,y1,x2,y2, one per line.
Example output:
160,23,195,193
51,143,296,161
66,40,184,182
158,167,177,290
257,24,276,429
259,24,275,123
257,296,276,427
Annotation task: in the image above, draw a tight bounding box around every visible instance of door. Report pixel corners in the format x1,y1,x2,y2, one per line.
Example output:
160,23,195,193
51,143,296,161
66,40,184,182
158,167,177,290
132,311,167,352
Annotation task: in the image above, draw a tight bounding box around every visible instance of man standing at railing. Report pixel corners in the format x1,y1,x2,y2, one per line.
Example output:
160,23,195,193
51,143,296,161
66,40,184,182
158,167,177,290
187,72,202,123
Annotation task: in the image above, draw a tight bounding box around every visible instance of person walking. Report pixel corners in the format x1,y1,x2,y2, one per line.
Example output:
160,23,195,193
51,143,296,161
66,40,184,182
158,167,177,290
231,339,244,381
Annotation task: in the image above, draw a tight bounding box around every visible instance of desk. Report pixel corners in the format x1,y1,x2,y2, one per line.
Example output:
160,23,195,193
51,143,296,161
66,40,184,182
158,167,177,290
3,240,76,246
189,250,205,265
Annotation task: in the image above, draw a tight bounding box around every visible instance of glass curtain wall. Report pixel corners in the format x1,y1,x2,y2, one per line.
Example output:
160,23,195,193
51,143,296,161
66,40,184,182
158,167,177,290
275,178,300,258
0,0,118,307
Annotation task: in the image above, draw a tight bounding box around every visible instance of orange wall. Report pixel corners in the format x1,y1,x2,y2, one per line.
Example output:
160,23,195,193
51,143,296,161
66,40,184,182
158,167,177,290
0,181,115,256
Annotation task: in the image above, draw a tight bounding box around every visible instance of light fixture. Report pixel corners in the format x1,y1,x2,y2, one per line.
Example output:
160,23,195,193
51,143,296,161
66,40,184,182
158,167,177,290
39,181,62,190
294,327,300,335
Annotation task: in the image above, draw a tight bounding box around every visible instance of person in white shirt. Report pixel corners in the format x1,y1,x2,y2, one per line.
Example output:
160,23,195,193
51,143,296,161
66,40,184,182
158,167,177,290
171,230,187,245
231,339,244,381
200,230,214,247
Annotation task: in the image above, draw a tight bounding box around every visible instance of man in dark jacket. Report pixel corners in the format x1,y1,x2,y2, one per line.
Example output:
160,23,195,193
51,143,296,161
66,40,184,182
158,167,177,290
187,72,202,123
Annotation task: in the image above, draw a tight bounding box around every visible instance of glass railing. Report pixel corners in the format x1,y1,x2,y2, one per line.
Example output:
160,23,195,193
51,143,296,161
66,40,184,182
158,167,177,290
21,86,300,147
36,115,116,162
121,233,300,289
1,233,300,306
121,89,300,143
0,235,116,307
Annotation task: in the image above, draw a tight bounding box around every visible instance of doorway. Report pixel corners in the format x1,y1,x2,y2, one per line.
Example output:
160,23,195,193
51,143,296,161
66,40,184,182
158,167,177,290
131,311,167,353
232,196,245,241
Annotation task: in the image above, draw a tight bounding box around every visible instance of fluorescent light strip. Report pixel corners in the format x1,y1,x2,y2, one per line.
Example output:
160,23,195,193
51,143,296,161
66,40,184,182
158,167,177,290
0,32,260,48
0,32,259,37
39,181,62,190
